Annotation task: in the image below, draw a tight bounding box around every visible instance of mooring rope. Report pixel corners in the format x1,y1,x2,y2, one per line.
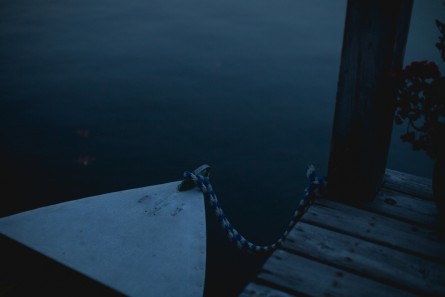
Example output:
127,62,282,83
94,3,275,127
179,164,327,253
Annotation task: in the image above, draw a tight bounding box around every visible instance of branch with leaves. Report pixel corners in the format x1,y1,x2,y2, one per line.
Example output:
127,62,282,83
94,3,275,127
394,18,445,160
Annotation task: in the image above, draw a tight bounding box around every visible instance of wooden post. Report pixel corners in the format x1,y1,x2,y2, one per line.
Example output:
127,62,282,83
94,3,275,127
327,0,413,203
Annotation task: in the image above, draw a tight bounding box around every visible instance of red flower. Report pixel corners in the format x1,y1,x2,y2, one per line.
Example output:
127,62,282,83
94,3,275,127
403,61,440,80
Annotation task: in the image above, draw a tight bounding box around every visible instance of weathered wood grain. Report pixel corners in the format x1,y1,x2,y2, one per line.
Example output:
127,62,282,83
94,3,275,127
302,199,445,264
363,188,438,228
384,169,433,200
239,283,295,297
327,0,413,203
239,170,440,297
282,222,445,295
257,249,417,297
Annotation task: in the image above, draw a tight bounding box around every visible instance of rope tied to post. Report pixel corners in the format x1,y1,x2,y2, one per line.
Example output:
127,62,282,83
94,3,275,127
179,164,327,253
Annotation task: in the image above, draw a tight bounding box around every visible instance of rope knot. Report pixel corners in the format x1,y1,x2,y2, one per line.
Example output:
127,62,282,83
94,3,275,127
178,165,210,192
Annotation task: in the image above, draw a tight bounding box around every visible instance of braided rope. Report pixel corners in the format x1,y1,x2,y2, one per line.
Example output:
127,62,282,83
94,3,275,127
181,164,327,253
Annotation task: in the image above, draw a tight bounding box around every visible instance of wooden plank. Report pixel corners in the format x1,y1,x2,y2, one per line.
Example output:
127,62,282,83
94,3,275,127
281,222,445,295
256,249,416,297
239,283,295,297
363,188,438,228
384,169,433,200
302,199,445,264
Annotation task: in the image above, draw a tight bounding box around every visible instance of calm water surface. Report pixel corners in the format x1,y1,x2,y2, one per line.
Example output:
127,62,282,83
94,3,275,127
0,0,441,296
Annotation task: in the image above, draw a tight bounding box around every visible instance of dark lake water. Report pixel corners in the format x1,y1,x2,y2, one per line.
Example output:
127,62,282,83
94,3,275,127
0,0,442,296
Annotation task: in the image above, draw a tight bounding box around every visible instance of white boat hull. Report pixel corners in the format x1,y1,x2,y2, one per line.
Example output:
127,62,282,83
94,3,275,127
0,181,206,297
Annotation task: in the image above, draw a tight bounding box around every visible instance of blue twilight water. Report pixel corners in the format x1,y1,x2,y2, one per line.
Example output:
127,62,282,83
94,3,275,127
0,0,441,296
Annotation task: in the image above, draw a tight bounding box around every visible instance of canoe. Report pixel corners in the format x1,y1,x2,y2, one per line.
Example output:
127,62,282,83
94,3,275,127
0,181,206,297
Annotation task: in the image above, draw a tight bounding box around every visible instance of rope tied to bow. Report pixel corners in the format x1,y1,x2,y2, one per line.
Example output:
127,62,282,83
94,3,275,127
179,164,327,253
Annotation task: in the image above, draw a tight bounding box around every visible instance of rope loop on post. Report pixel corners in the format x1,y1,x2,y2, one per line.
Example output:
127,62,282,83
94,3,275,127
179,164,327,253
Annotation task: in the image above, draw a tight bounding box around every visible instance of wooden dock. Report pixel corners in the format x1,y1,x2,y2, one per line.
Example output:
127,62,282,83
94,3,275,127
239,169,445,297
